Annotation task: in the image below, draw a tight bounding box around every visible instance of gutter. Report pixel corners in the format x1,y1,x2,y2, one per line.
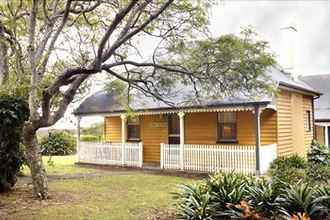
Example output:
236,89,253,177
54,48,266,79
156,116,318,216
73,100,272,116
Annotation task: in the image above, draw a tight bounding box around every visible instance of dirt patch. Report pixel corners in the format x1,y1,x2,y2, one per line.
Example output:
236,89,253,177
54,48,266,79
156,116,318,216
0,185,79,219
76,163,207,180
16,169,137,186
133,207,176,220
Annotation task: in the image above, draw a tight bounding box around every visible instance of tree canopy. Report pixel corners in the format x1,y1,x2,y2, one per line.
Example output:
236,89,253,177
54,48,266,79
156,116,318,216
0,0,275,199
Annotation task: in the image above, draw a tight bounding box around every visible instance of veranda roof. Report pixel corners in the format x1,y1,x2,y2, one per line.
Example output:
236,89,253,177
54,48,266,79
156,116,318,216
74,67,320,116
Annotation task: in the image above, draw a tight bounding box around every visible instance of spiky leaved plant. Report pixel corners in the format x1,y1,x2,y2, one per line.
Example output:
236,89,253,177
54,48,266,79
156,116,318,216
245,178,281,218
314,185,330,218
276,182,330,220
174,183,214,220
207,172,255,218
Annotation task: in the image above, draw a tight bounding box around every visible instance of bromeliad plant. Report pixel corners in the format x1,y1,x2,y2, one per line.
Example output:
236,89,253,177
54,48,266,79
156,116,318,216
276,182,330,220
245,179,280,218
174,172,330,220
207,172,252,218
174,183,214,220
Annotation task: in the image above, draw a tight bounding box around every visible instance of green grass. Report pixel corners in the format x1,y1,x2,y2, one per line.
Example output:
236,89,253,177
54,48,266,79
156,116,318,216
22,155,95,176
10,156,195,220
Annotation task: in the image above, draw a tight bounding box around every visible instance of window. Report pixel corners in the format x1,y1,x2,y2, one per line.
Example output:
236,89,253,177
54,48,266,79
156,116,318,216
168,115,180,144
127,117,140,141
217,112,237,142
305,111,311,132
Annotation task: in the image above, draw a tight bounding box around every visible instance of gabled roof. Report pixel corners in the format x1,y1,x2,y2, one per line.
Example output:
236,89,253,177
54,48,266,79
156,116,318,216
301,74,330,121
74,67,320,116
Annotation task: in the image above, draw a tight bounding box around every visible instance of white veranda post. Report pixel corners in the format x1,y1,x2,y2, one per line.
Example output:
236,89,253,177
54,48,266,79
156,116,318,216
76,116,81,161
178,112,185,170
120,114,127,165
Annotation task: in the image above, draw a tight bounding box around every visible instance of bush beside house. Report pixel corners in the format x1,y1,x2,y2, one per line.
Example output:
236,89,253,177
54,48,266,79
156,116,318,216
268,141,330,185
40,131,76,156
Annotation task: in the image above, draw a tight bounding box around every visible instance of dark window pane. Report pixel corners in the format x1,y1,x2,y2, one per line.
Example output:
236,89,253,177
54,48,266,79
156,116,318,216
305,111,311,132
169,136,180,144
127,125,140,139
218,112,237,141
127,116,140,140
169,115,180,135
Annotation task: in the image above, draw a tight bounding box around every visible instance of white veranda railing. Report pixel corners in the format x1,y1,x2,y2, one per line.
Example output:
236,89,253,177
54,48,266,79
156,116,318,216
78,141,143,167
160,143,277,175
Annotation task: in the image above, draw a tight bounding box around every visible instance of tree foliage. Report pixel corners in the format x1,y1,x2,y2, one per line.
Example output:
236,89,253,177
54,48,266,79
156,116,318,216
0,0,275,199
0,95,29,192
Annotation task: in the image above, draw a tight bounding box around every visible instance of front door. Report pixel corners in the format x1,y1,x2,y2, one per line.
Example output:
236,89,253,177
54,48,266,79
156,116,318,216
168,114,180,144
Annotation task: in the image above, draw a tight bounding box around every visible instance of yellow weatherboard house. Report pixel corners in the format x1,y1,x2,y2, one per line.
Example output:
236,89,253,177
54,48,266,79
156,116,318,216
74,67,320,175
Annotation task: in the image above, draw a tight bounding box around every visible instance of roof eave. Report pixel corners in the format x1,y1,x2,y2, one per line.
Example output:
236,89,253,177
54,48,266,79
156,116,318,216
73,100,272,116
278,82,322,97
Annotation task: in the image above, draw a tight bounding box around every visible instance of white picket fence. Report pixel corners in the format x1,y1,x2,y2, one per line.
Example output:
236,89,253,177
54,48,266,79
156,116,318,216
78,141,143,167
160,143,277,175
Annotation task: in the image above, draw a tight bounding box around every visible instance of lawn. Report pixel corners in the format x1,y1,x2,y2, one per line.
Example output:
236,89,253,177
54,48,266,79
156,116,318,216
1,156,195,220
21,155,95,176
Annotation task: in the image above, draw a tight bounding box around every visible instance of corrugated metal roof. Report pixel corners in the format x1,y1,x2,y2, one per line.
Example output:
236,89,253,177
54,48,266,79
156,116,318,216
301,74,330,121
74,66,320,115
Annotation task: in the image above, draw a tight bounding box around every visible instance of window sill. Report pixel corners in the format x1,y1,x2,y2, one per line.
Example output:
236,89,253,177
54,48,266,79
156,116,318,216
216,140,238,144
126,139,141,143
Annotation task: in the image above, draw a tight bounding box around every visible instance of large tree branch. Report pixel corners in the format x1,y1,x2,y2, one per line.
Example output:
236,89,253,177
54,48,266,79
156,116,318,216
101,0,174,63
103,68,175,106
95,0,138,68
37,0,73,75
45,74,89,127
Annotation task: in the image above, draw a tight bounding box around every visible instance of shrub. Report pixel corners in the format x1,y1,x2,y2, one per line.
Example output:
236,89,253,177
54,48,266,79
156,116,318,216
276,182,330,219
306,162,330,184
314,185,330,214
308,140,330,165
174,172,330,220
40,131,76,156
306,140,330,184
0,95,29,192
174,184,213,220
80,134,101,142
245,179,279,218
268,155,307,187
175,172,275,219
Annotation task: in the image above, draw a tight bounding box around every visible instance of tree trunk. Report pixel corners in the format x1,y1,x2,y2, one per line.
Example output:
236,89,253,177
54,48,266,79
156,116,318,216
0,40,8,85
23,123,48,199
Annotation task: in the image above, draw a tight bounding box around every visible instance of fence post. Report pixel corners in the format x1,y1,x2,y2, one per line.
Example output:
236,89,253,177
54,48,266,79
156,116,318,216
139,142,143,168
160,143,164,169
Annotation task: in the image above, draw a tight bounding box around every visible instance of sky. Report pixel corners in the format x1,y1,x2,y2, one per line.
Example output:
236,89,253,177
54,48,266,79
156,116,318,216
50,0,330,130
210,0,330,76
